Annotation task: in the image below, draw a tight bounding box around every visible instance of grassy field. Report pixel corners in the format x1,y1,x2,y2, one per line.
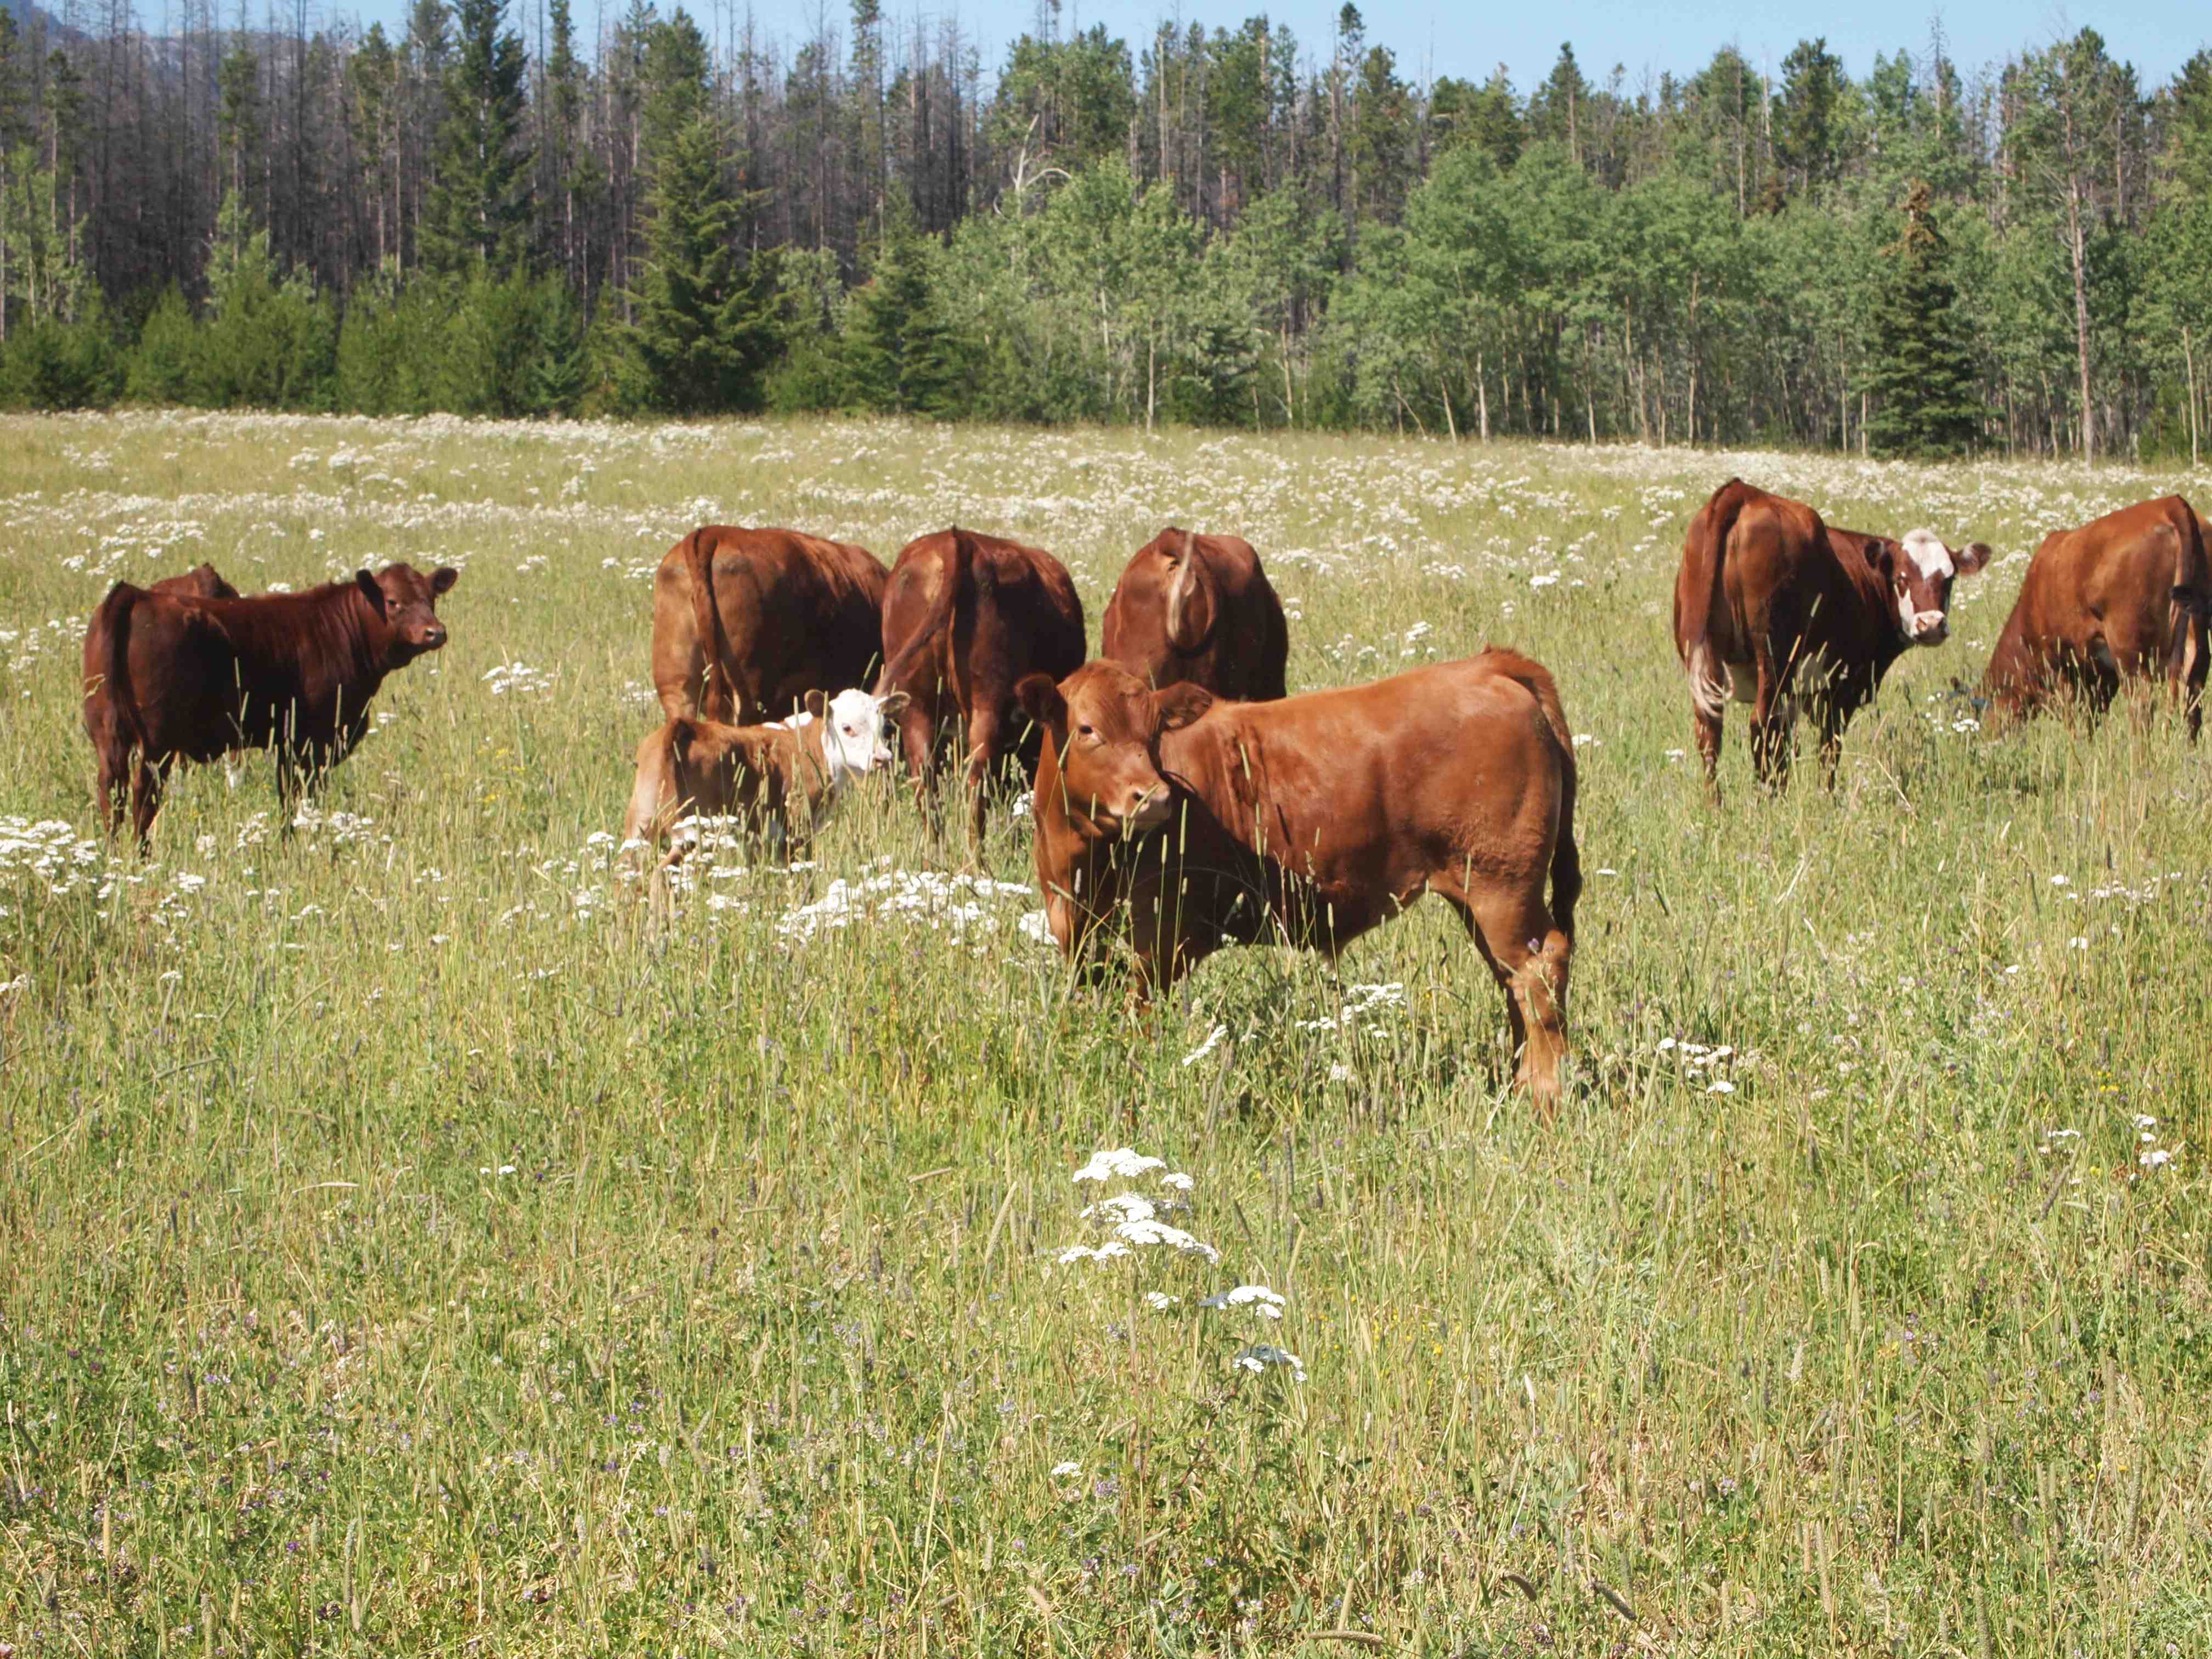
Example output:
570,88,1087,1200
3,411,2211,1657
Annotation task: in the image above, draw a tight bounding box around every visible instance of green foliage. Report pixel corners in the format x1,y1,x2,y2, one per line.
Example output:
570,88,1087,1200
842,201,961,416
188,193,337,410
1864,180,1986,457
420,0,533,274
0,301,122,408
126,286,198,404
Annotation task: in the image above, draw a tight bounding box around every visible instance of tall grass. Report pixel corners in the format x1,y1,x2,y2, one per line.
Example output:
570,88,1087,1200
4,410,2212,1656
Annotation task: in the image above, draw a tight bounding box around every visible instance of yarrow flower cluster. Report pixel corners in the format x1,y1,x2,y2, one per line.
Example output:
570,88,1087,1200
1051,1149,1307,1384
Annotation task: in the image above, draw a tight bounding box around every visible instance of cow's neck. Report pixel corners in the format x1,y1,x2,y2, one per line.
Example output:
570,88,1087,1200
1830,546,1913,682
323,585,396,690
1155,715,1262,850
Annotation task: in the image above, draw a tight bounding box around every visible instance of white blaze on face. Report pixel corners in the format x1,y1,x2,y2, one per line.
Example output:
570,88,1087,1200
1898,528,1954,642
820,689,897,785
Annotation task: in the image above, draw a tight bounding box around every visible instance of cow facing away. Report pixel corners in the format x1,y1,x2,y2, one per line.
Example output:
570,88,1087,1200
83,563,458,846
875,526,1087,857
1674,478,1990,789
1101,528,1289,701
1018,653,1580,1110
1981,496,2210,741
621,687,909,866
651,526,889,723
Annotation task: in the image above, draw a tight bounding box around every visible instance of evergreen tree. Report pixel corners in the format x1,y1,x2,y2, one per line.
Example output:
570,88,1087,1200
1864,180,1984,457
421,0,532,274
844,198,959,415
617,10,771,412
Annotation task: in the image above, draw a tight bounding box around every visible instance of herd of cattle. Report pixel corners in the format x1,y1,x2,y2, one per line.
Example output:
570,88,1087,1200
75,480,2211,1109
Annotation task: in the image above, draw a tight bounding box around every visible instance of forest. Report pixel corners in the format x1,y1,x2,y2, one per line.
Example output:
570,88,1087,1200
1,0,2209,458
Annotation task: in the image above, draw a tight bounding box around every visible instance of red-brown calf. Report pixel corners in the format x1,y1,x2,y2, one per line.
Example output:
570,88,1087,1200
82,562,458,846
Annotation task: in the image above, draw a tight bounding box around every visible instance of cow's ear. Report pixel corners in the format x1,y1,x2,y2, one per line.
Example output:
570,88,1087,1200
354,569,386,614
879,691,910,721
804,689,827,720
1857,537,1897,580
431,565,460,595
1155,682,1215,732
1015,673,1066,730
1953,541,1992,578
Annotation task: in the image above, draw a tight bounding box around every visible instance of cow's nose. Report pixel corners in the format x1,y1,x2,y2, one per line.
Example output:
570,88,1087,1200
1914,611,1946,643
423,624,447,648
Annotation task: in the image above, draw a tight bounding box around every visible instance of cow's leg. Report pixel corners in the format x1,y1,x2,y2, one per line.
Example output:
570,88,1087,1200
92,723,132,836
1448,893,1570,1116
1693,704,1723,797
1748,654,1793,792
960,708,1003,867
130,755,170,851
1813,695,1847,790
898,696,943,831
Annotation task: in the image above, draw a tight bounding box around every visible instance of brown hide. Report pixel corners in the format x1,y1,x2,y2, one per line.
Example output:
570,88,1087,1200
874,526,1087,855
1673,477,1988,791
1021,653,1579,1110
650,526,889,723
1981,495,2209,740
82,562,458,845
1101,527,1290,701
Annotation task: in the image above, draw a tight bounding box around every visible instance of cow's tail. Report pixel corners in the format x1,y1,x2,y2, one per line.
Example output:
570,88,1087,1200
91,582,146,752
1486,648,1581,941
1678,479,1748,721
684,529,740,721
876,526,975,693
2166,498,2210,720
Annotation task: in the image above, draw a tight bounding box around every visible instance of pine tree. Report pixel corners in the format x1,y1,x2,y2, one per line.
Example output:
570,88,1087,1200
420,0,532,274
1864,180,1985,458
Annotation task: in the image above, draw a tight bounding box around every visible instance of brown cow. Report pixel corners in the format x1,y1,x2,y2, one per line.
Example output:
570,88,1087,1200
621,686,909,866
1674,478,1990,789
651,526,889,725
1101,528,1289,701
1981,496,2210,741
1017,652,1579,1110
83,562,459,845
875,526,1087,856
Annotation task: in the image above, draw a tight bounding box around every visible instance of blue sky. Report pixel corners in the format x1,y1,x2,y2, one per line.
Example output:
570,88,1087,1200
329,0,2207,91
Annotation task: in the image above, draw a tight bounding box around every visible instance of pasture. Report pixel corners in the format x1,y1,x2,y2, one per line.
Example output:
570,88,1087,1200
3,411,2211,1656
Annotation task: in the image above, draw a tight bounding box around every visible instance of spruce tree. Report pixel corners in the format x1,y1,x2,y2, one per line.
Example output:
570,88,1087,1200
421,0,532,274
843,199,957,416
1864,179,1985,458
617,10,771,412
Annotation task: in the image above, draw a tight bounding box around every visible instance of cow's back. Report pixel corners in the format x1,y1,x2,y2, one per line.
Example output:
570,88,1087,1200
1103,532,1288,700
1987,496,2209,707
653,526,888,721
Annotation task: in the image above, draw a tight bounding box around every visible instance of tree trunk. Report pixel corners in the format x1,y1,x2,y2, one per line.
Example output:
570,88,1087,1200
2185,325,2201,469
1475,348,1489,441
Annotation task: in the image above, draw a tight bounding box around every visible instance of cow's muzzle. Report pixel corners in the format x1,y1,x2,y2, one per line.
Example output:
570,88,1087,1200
1122,786,1172,831
1912,611,1948,645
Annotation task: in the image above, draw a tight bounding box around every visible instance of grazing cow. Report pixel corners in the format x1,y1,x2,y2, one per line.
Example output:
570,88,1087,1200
83,562,459,845
1101,528,1290,701
1981,496,2210,741
1674,478,1990,789
875,526,1087,855
621,687,909,865
651,526,890,723
1018,652,1579,1109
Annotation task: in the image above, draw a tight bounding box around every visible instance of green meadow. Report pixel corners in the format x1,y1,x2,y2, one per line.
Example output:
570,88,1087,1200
3,411,2211,1656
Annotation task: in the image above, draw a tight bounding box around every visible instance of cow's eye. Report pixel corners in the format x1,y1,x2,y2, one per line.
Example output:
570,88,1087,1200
1077,724,1094,738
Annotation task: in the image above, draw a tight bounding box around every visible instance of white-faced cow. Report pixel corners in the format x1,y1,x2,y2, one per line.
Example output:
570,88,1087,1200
1674,478,1989,789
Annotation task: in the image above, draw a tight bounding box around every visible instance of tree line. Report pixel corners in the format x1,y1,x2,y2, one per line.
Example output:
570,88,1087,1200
2,0,2209,460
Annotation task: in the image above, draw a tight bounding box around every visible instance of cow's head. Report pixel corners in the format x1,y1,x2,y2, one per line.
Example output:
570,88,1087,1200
1864,531,1990,647
357,562,459,662
803,687,909,782
1016,662,1199,836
